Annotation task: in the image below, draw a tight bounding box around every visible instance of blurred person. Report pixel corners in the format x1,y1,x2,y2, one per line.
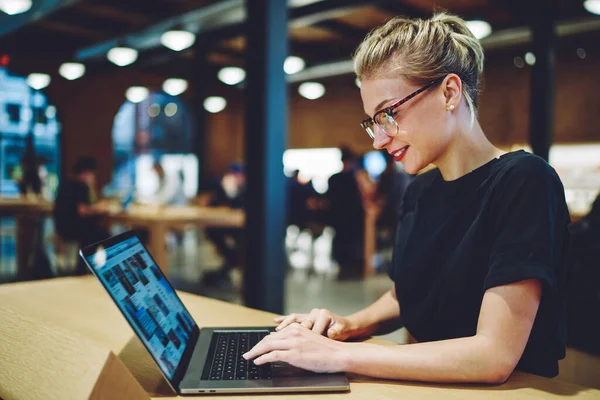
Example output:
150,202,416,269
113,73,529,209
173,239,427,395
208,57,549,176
134,161,188,247
286,169,315,231
54,157,110,274
326,147,365,279
354,153,378,202
376,153,414,220
16,153,42,197
202,163,246,287
146,161,187,206
567,192,600,354
210,163,246,209
243,13,571,383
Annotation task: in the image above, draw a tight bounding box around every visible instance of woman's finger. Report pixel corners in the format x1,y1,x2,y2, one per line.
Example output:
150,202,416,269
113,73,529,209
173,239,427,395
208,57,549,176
253,350,288,366
312,310,331,335
276,313,304,331
301,317,314,330
243,338,291,361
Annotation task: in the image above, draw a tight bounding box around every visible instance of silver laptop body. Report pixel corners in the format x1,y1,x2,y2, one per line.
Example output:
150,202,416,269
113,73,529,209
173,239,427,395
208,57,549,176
80,231,349,395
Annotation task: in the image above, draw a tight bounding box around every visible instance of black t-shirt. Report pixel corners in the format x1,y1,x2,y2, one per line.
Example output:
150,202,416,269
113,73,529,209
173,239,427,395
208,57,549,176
327,169,364,234
389,150,570,378
53,180,92,240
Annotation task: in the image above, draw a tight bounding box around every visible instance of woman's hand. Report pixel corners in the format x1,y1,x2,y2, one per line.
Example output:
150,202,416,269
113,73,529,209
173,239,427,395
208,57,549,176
274,308,355,341
243,323,350,373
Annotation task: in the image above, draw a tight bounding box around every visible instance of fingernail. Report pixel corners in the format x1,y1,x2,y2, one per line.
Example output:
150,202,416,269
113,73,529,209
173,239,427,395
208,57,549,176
242,353,248,359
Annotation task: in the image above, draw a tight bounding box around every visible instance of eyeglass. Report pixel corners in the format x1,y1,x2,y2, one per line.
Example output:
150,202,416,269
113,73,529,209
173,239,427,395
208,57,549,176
360,77,444,139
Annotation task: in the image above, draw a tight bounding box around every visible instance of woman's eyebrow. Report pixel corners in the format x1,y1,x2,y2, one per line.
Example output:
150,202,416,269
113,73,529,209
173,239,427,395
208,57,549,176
374,98,396,113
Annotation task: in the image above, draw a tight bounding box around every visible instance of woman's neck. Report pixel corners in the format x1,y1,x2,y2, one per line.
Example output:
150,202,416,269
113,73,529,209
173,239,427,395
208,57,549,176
435,121,505,181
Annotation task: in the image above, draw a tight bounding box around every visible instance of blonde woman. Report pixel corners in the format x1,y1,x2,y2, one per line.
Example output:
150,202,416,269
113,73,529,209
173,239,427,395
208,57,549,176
244,13,570,384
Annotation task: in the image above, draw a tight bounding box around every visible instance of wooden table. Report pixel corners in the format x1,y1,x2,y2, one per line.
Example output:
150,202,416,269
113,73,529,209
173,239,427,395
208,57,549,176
0,277,598,399
0,197,54,279
106,205,244,274
0,196,53,214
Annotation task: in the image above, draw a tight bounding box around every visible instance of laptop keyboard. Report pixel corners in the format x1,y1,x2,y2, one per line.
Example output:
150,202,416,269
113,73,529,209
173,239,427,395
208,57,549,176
201,331,272,381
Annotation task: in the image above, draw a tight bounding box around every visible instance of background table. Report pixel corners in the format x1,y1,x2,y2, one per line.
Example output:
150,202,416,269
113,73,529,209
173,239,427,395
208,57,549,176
106,205,244,274
0,197,53,279
0,277,598,399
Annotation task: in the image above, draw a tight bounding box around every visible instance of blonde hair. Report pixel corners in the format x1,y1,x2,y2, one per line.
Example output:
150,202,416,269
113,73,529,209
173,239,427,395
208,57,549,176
353,13,484,124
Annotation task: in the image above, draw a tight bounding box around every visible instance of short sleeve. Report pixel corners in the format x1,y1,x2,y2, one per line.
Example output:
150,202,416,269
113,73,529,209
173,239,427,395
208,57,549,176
77,183,91,206
484,156,569,293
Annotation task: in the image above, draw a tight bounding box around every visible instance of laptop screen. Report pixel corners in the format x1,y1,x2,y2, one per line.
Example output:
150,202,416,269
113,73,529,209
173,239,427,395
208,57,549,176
84,235,197,380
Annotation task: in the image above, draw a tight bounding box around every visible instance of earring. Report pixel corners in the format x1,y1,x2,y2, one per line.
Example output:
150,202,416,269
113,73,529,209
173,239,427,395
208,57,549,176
446,104,455,111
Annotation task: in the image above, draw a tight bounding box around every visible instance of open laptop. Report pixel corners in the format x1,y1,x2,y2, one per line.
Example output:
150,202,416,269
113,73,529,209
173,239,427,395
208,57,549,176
80,231,349,395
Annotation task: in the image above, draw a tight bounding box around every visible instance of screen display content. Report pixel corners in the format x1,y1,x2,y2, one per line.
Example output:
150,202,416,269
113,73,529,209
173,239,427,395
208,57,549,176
85,236,196,379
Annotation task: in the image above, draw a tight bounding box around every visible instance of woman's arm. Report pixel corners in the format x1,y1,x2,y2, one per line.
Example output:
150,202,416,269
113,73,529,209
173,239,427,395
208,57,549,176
343,279,542,383
345,287,403,338
244,279,541,383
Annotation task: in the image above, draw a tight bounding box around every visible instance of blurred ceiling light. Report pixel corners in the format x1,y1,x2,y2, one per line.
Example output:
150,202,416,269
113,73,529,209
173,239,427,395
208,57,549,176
58,62,85,80
148,103,160,118
288,0,323,7
584,0,600,15
465,20,492,40
21,107,32,121
0,0,32,15
32,91,44,107
160,30,196,51
26,73,51,90
45,105,57,119
217,66,246,85
284,56,306,75
165,102,178,117
203,96,227,113
513,56,525,68
298,82,325,100
107,47,138,66
163,78,189,96
524,52,536,66
125,86,149,103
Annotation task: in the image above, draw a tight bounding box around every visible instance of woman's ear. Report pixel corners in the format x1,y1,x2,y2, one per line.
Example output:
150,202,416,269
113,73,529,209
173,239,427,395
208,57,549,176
442,74,463,110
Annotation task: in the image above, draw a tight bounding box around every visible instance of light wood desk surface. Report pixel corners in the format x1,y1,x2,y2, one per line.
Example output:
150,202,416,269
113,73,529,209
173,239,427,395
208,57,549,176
0,197,53,215
0,277,598,399
108,205,244,226
106,205,244,273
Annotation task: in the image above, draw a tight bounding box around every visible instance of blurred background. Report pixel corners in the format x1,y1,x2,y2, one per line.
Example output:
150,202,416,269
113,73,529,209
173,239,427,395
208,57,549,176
0,0,599,388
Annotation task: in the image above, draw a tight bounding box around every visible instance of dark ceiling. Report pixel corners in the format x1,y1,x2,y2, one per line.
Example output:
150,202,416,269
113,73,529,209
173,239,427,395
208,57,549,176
0,0,597,82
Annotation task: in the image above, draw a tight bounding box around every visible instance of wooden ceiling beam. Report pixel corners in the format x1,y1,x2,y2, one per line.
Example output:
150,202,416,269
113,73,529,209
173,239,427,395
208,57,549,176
375,0,430,19
35,20,106,39
313,20,368,41
74,3,150,25
289,0,372,28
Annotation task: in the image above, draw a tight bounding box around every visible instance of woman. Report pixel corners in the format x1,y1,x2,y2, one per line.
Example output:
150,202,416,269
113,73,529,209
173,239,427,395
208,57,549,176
243,13,570,384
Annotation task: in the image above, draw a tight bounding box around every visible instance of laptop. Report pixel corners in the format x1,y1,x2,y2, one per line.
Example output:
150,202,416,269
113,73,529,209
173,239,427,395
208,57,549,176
80,231,349,395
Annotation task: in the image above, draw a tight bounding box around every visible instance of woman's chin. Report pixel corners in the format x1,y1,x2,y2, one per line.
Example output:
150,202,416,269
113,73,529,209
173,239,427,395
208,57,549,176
402,160,419,175
404,166,418,175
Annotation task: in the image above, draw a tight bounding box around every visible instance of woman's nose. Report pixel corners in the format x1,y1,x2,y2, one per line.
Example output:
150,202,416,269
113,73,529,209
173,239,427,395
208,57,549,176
372,129,391,150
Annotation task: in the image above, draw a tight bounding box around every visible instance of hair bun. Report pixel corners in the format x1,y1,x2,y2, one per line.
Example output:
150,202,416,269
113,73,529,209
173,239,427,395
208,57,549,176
432,13,475,39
